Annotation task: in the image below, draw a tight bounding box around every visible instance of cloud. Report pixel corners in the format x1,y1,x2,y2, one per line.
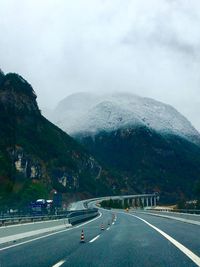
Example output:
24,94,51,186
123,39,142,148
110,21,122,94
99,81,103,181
0,0,200,130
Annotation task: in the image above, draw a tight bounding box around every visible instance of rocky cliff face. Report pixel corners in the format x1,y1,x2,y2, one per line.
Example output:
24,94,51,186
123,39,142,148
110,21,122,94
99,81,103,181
0,72,113,208
0,73,40,115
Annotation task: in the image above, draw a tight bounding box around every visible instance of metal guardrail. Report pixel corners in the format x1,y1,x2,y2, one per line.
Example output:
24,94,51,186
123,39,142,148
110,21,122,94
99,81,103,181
0,210,71,219
0,208,99,227
0,214,68,227
172,209,200,214
148,208,200,215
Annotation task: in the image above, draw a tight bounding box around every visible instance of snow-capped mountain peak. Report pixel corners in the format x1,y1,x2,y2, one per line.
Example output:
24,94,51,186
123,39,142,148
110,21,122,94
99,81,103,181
49,92,200,145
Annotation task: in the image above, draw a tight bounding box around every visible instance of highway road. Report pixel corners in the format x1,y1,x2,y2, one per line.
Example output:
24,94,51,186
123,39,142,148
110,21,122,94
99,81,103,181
0,208,200,267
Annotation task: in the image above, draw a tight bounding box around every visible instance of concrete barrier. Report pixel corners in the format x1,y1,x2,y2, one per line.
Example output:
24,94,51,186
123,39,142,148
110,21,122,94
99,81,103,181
0,214,69,227
68,208,99,225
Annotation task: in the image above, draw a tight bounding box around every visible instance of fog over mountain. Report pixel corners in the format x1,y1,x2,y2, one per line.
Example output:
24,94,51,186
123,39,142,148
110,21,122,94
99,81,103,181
1,0,200,131
45,92,200,202
48,92,200,146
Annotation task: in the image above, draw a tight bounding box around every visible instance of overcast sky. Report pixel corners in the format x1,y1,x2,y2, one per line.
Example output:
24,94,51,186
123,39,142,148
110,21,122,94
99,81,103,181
1,0,200,130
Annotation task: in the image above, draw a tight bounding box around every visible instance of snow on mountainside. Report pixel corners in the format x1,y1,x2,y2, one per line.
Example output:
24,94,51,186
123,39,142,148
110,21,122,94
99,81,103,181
50,92,200,145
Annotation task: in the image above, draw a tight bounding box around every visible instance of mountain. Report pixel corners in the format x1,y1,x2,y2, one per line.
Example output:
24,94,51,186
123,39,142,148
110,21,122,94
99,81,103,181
49,93,200,202
51,92,200,146
0,69,4,86
0,73,115,208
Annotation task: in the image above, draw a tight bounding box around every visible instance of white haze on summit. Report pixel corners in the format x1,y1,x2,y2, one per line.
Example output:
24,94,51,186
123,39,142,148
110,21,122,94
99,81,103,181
0,0,200,130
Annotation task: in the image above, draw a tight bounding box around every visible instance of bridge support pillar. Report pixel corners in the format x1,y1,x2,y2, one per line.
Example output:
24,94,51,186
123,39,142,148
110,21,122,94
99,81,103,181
137,198,140,208
141,197,145,208
150,197,153,207
153,196,157,207
146,197,149,207
121,198,125,207
132,198,136,208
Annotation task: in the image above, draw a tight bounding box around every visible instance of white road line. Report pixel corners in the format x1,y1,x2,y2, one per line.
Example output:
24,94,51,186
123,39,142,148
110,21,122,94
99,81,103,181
124,212,200,267
112,222,115,225
89,235,100,243
106,227,110,231
52,259,65,267
0,212,102,252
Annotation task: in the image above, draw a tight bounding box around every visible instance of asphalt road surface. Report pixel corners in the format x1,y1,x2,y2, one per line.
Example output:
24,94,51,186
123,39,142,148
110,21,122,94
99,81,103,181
0,209,200,267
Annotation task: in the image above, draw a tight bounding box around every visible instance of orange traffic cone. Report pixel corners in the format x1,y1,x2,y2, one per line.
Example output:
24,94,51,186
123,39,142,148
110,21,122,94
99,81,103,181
80,229,85,243
101,223,104,231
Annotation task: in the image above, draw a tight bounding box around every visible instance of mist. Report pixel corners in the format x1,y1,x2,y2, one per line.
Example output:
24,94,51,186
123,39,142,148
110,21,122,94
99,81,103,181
0,0,200,130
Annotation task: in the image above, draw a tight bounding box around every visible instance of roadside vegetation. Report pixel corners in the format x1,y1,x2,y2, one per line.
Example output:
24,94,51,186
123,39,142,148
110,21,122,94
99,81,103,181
100,199,133,209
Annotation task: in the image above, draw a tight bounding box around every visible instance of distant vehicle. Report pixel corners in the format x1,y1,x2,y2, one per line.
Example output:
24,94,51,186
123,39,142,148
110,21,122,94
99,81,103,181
46,199,53,207
29,199,55,215
30,199,48,215
36,199,47,204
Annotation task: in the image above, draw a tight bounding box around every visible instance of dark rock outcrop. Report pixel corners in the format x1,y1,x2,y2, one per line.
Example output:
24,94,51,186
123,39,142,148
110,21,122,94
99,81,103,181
0,70,113,208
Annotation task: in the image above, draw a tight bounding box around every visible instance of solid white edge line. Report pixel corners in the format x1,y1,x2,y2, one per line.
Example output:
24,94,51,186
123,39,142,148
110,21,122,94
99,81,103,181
89,235,100,243
52,259,65,267
121,212,200,267
0,212,102,252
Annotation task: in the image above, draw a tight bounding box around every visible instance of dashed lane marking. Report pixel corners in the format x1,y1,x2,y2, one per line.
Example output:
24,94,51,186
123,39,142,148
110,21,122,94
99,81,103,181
52,259,65,267
89,235,100,243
